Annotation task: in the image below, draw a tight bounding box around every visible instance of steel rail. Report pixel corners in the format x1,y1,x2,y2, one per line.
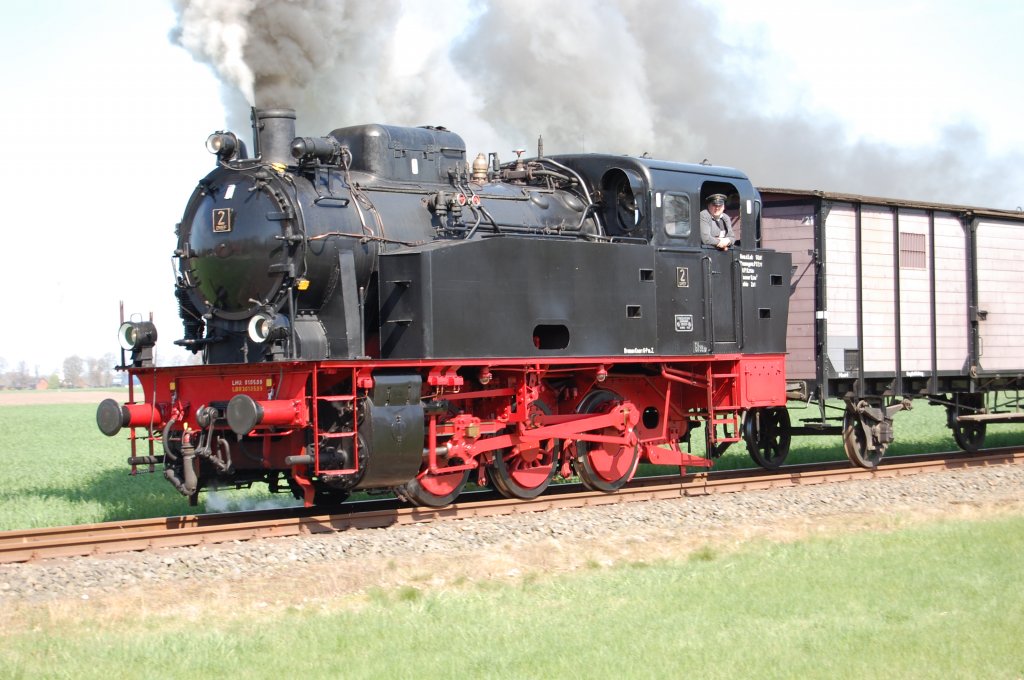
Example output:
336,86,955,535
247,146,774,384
1,448,1021,564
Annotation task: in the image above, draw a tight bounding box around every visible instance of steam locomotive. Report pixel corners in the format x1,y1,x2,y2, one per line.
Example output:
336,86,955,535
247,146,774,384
97,108,792,507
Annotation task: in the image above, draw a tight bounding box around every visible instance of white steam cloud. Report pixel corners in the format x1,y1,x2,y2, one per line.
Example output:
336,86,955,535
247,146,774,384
171,0,257,105
171,0,1023,209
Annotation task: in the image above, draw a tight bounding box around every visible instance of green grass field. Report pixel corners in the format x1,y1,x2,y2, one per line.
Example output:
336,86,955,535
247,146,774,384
0,396,1021,531
2,514,1022,678
0,401,290,531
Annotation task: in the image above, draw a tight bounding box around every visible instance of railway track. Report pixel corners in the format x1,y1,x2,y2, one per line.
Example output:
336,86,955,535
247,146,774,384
2,448,1021,564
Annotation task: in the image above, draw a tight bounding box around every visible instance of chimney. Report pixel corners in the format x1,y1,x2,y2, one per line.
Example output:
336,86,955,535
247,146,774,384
252,108,297,166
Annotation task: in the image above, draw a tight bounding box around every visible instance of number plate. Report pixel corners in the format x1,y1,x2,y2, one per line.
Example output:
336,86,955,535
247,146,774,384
212,208,234,233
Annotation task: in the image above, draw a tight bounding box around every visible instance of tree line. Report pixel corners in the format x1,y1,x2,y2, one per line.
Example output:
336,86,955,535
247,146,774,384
0,354,118,390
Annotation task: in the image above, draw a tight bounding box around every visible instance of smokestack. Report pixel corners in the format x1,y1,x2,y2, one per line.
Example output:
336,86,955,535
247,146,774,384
252,108,296,166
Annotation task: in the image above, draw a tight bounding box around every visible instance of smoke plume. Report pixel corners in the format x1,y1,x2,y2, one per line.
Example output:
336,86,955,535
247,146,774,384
171,0,1023,209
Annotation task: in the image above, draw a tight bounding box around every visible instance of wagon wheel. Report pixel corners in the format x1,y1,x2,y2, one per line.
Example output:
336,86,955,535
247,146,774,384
743,407,792,470
949,394,987,453
489,401,559,500
399,458,470,508
952,419,986,453
842,407,884,469
573,390,639,493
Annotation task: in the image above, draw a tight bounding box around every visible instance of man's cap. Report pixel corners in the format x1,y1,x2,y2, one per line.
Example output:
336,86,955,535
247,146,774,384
706,193,726,205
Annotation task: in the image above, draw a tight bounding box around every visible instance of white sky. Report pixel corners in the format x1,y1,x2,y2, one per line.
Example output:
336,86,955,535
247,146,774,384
1,0,1022,375
714,0,1024,154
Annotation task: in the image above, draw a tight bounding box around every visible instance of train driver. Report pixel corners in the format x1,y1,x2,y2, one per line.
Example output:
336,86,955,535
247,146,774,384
700,193,735,250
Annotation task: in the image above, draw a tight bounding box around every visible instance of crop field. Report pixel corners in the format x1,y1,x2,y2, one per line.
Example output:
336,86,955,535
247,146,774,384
0,390,1022,531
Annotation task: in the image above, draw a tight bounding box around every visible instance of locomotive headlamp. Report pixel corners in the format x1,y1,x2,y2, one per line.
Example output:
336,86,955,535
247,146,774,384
290,136,342,165
247,312,290,344
117,321,158,351
206,131,239,160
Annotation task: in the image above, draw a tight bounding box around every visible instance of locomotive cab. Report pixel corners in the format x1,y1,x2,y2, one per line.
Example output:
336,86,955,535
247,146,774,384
551,155,787,357
652,169,781,355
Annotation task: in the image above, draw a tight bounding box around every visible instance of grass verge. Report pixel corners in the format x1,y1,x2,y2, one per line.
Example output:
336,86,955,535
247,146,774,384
1,513,1022,678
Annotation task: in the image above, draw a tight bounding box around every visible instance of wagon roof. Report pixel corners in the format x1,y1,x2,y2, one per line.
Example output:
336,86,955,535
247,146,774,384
759,187,1024,222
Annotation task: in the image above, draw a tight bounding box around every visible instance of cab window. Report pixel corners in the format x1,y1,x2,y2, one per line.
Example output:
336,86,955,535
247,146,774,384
601,168,648,239
663,193,691,237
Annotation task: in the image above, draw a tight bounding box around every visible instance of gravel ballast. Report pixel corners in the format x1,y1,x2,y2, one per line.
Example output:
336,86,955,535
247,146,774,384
1,464,1021,605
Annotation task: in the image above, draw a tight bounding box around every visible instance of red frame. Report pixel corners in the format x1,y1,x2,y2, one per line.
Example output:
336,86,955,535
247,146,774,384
121,353,786,505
